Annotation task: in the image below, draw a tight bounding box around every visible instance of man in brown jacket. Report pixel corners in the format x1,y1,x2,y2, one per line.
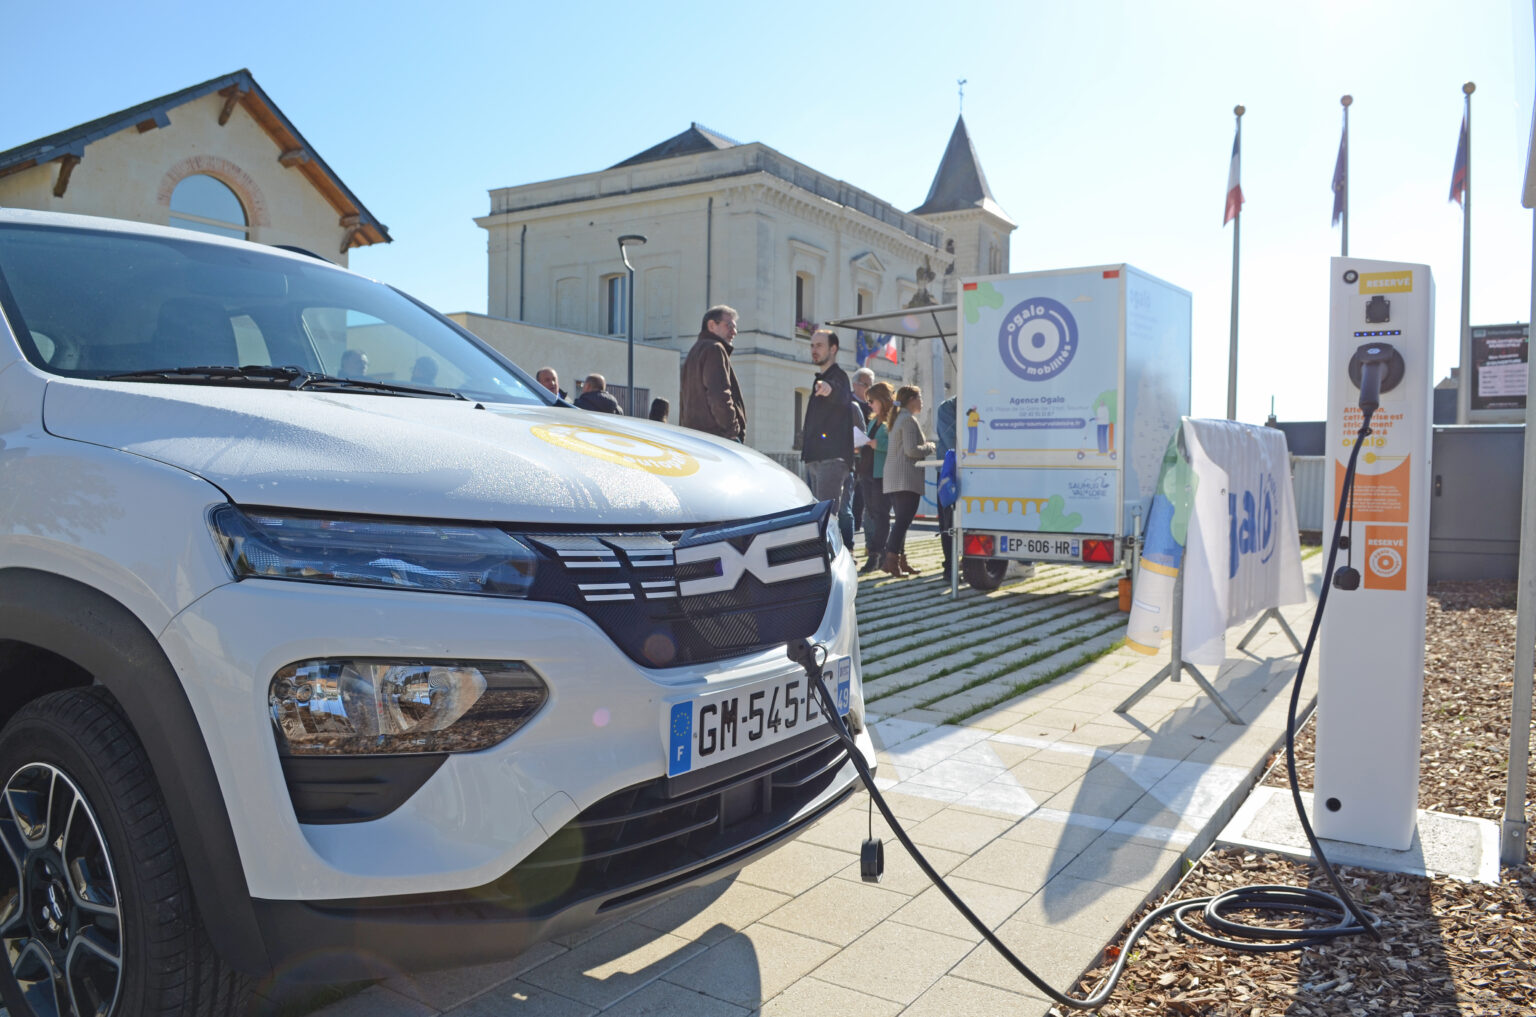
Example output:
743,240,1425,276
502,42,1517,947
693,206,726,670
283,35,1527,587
680,305,747,441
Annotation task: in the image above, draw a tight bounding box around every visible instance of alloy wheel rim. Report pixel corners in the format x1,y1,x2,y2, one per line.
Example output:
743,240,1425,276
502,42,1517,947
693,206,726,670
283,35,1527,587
0,763,123,1017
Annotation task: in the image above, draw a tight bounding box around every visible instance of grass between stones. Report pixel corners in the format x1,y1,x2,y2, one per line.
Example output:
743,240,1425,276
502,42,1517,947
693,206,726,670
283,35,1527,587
909,616,1129,712
944,634,1129,723
860,590,1118,679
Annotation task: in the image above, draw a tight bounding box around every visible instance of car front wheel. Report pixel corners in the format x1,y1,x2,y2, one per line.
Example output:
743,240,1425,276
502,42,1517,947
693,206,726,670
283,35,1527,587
0,686,250,1017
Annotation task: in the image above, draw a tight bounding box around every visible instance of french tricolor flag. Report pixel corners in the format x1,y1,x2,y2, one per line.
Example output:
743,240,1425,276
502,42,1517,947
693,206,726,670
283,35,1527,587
1449,112,1469,206
1224,128,1244,225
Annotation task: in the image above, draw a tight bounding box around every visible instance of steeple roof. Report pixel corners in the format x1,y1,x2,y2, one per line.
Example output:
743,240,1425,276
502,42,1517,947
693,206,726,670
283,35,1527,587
910,115,1013,224
610,123,738,168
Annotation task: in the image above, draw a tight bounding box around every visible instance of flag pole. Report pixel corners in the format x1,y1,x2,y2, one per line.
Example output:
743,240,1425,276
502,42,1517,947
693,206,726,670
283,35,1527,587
1340,95,1351,256
1227,105,1244,421
1457,82,1476,425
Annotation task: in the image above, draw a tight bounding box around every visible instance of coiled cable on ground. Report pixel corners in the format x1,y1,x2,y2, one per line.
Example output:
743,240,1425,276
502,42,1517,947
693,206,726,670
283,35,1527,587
791,408,1385,1010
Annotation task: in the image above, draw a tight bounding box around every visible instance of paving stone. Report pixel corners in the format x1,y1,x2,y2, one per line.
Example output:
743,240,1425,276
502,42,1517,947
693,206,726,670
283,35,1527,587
756,875,909,946
385,940,565,1010
811,922,974,1004
998,815,1104,855
1143,759,1252,818
630,878,793,946
445,979,597,1017
907,807,1015,854
1042,771,1150,823
596,979,751,1017
1057,833,1186,892
1016,873,1151,933
796,802,901,853
735,838,855,896
755,976,903,1017
906,757,1006,794
951,836,1069,894
1007,756,1092,795
948,923,1105,998
835,840,967,896
308,985,437,1017
866,787,951,822
953,778,1040,817
901,974,1053,1016
1054,722,1139,750
662,923,838,1008
517,923,706,1010
888,873,1031,943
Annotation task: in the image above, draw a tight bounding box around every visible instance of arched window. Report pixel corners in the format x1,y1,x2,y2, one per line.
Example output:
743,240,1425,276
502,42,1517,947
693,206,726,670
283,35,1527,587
168,174,248,240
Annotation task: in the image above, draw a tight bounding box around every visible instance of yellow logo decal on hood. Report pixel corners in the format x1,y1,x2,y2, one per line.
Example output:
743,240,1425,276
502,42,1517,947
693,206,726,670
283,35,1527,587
532,424,699,476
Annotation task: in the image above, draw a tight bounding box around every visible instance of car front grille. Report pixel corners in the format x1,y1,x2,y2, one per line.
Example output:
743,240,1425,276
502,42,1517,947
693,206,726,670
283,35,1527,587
521,502,834,668
491,731,851,916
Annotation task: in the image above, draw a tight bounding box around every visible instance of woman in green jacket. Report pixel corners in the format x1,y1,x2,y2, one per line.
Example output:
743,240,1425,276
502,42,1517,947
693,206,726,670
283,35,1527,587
860,383,895,574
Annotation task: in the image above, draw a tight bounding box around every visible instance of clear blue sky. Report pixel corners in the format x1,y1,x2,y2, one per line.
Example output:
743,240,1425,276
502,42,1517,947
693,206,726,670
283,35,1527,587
4,0,1531,423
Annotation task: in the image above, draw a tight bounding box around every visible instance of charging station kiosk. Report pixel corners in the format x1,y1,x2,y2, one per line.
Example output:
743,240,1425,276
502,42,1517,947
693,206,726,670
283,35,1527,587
1314,258,1434,852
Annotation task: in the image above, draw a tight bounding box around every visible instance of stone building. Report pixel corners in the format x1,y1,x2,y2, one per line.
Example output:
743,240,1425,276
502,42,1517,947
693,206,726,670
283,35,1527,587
474,116,1013,452
0,69,389,265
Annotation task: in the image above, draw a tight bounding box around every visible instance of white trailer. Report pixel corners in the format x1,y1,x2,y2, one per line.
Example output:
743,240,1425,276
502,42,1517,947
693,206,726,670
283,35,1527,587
954,265,1191,590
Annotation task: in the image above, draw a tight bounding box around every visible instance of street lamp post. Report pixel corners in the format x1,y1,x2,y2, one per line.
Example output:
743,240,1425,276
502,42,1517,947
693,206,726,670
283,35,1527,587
617,234,647,415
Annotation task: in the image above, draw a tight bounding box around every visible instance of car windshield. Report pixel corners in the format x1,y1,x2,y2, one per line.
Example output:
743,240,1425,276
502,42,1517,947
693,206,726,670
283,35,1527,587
0,223,548,405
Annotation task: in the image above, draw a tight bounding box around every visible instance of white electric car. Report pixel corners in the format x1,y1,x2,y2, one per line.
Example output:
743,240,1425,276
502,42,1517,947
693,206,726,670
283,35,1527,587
0,209,873,1017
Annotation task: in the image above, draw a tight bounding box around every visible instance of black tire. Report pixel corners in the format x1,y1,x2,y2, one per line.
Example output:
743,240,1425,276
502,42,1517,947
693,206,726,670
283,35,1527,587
0,686,251,1017
961,557,1009,592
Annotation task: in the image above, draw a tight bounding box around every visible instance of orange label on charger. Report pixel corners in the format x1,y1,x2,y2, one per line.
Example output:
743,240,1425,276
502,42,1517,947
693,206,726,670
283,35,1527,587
1364,525,1408,590
1334,456,1411,524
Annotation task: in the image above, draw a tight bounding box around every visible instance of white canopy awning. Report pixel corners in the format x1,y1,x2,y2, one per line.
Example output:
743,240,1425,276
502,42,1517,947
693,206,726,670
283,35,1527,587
826,304,957,340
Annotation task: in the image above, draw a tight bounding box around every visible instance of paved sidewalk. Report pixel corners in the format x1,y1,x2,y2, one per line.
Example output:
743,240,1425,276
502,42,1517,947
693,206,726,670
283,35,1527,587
300,540,1322,1017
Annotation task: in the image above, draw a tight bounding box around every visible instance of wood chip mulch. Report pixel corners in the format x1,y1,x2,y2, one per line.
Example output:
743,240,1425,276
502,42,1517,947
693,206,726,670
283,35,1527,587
1065,579,1535,1016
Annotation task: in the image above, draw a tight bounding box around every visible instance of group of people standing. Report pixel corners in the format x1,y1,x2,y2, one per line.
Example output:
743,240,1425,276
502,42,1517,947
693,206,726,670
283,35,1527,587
780,319,940,580
673,305,951,580
535,365,671,422
854,375,937,577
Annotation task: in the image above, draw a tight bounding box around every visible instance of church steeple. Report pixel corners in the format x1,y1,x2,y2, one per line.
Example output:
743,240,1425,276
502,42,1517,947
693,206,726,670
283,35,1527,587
910,115,1013,224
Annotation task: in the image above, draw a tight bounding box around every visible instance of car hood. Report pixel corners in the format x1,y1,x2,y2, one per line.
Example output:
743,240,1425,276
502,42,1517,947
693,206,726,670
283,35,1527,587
42,379,809,525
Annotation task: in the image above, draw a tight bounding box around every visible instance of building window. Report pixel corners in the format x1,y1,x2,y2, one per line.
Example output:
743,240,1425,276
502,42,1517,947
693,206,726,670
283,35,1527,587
168,174,248,240
792,389,805,450
795,272,815,336
602,274,627,336
857,289,872,315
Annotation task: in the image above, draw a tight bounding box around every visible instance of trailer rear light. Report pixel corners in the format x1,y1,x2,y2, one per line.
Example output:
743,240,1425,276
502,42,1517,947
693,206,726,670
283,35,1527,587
1081,539,1115,564
964,534,995,556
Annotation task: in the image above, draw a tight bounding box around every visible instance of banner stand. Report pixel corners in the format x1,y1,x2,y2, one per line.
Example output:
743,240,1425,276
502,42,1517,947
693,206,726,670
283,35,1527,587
1115,564,1246,726
1236,607,1303,656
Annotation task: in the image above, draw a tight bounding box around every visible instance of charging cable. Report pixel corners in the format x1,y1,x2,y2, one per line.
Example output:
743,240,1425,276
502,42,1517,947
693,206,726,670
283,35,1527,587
786,400,1388,1009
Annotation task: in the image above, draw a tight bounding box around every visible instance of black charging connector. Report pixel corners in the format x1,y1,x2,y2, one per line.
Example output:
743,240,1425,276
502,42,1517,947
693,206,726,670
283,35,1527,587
1348,341,1405,413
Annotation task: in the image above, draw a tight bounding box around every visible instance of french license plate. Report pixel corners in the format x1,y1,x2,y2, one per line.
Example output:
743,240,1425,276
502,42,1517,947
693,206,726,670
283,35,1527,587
667,658,850,777
995,533,1080,563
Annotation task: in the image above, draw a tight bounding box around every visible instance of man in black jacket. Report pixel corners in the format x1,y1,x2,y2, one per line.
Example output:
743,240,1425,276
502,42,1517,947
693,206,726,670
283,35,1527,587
800,330,853,514
573,374,623,414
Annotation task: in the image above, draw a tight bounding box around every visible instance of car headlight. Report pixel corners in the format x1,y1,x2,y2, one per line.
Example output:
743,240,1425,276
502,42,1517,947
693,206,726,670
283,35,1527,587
270,659,547,755
209,505,537,597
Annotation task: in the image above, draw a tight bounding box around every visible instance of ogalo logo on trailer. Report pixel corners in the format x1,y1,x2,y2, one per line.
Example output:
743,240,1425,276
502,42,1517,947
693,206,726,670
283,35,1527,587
998,297,1078,381
1228,471,1279,578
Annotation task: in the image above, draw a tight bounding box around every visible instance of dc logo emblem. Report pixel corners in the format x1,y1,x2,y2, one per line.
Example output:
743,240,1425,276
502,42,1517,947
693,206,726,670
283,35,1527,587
999,297,1078,381
1369,546,1403,579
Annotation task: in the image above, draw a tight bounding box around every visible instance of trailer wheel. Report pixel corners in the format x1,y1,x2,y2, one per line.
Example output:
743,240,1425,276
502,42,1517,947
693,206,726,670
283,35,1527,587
962,558,1009,592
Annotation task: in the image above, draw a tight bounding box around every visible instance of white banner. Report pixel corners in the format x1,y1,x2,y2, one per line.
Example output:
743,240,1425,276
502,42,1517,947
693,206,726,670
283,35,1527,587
1179,419,1305,665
